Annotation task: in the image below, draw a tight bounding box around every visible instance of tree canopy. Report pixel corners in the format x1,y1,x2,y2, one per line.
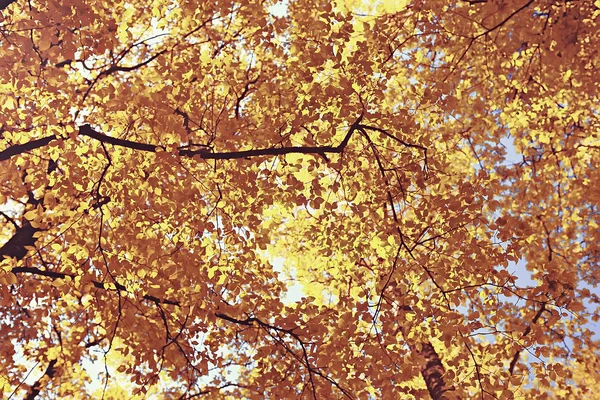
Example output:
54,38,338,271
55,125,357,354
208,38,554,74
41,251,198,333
1,0,599,398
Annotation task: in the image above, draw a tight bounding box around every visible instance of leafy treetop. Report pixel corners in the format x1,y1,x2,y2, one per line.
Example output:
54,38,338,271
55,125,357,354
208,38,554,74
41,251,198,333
0,0,599,398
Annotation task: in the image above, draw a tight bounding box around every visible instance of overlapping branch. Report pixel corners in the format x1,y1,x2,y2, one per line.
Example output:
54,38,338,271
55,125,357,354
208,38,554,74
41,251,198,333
10,265,179,305
358,129,456,399
215,313,354,399
23,359,57,400
0,115,442,399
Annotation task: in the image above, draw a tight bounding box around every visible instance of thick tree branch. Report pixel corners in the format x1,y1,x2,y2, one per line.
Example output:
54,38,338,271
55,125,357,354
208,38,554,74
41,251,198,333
0,220,39,260
1,114,365,162
0,0,17,11
0,136,56,161
78,124,157,152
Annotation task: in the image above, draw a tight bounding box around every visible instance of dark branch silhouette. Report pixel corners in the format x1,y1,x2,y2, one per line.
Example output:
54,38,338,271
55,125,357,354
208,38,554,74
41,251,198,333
0,0,17,11
1,114,365,162
12,266,180,306
24,359,57,400
0,136,56,162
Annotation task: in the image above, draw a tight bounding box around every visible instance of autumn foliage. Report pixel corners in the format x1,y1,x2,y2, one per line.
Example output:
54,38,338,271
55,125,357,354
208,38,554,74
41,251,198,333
1,0,600,398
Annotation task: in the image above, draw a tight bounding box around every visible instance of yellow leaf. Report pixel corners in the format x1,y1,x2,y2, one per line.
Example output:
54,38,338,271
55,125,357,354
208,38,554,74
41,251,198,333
382,0,409,13
52,278,65,288
4,273,17,285
208,267,217,279
23,210,38,221
294,168,314,183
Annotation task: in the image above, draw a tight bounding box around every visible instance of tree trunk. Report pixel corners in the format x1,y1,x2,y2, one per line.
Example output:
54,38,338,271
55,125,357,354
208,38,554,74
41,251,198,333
414,341,456,400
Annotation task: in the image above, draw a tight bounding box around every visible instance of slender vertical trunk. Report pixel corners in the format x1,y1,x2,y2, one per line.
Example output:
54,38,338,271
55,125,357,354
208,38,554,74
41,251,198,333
394,303,456,399
414,341,456,400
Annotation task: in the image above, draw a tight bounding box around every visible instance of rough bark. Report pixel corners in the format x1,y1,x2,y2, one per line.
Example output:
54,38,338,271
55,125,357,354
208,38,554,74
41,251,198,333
415,342,456,400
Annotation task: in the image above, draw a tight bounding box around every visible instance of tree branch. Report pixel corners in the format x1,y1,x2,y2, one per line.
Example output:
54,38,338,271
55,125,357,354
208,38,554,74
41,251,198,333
2,114,365,162
0,220,40,260
0,0,17,11
215,312,355,399
417,342,456,400
24,359,57,400
508,303,547,374
0,136,57,161
11,266,180,306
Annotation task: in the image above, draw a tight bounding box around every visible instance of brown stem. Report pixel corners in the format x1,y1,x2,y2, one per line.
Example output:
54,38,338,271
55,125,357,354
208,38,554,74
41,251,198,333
24,359,57,400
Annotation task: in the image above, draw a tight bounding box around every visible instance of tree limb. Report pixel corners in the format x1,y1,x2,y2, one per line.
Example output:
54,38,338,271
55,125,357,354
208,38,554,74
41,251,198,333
1,114,365,163
11,266,180,306
0,136,56,161
24,359,57,400
0,0,17,11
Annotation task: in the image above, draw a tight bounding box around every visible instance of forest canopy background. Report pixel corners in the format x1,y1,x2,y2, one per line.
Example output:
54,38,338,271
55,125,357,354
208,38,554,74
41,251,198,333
1,0,600,398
